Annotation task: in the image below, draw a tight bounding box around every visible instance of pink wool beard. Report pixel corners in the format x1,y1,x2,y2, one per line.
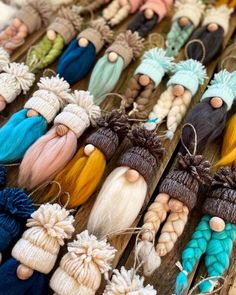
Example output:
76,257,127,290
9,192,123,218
18,126,78,190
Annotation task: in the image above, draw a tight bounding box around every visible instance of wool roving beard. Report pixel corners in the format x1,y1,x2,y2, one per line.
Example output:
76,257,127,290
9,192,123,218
123,48,173,119
181,70,236,155
0,2,17,31
0,62,35,111
57,19,113,85
45,109,129,209
87,127,164,239
0,0,52,54
101,0,143,28
18,90,101,190
50,230,116,295
0,75,72,163
145,59,207,139
26,7,83,73
185,5,233,65
175,167,236,295
136,151,211,276
0,187,34,263
89,30,144,105
166,0,205,57
0,203,75,295
127,0,173,38
103,267,157,294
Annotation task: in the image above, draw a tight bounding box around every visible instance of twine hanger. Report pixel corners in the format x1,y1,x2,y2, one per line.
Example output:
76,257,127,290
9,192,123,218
181,123,198,156
185,39,206,63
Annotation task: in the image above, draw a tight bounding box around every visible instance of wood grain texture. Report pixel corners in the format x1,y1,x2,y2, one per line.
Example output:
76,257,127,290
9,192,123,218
1,7,236,295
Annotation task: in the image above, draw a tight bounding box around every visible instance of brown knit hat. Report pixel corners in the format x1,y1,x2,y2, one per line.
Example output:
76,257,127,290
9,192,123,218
118,127,164,184
16,0,52,34
106,30,144,69
78,19,113,53
160,153,211,210
86,110,129,160
48,7,82,44
203,167,236,225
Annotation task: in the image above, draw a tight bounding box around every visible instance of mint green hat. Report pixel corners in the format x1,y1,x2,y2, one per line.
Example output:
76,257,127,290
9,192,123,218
201,70,236,110
167,59,207,96
135,48,173,87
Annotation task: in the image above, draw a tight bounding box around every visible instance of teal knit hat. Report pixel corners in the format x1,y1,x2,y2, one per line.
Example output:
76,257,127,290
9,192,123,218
167,59,207,96
201,70,236,110
135,48,173,87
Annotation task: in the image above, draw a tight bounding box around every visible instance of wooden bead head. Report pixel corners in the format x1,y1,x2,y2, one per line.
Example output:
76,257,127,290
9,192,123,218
209,216,225,232
172,85,185,97
108,52,118,63
27,109,39,117
78,37,89,47
210,97,223,109
56,124,69,137
17,264,34,280
178,17,190,28
84,144,95,156
139,75,150,87
125,169,140,183
47,29,56,41
144,8,154,20
207,23,219,32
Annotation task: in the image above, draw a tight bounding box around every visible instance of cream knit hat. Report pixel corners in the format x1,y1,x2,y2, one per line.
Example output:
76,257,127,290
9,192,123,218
54,90,101,138
202,5,233,35
0,63,35,103
50,230,116,295
172,0,205,28
24,75,72,123
12,203,75,274
0,47,10,72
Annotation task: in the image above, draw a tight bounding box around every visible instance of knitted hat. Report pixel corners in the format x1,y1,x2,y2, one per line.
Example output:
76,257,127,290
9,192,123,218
50,230,116,295
24,75,73,123
106,30,144,69
16,0,52,34
140,0,173,23
0,47,10,72
78,19,113,53
172,0,205,28
0,188,34,253
201,70,236,111
48,7,82,45
86,110,129,160
135,48,173,87
129,0,144,13
118,127,164,184
167,59,207,96
160,153,211,210
54,90,101,138
203,167,236,225
12,204,75,274
103,267,157,295
0,63,35,104
202,5,233,36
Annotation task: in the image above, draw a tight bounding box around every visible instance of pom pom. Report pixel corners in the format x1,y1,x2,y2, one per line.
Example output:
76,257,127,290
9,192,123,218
171,59,207,85
57,6,82,32
90,19,114,44
26,203,74,246
27,0,52,26
142,48,173,73
103,267,157,294
212,166,236,190
118,30,144,59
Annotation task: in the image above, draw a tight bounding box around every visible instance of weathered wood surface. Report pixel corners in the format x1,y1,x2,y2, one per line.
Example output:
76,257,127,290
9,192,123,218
2,8,236,295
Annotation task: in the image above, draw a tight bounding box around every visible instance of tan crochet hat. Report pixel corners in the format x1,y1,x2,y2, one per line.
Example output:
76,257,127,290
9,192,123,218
106,30,144,69
24,75,72,123
202,5,233,35
12,204,75,274
16,0,52,34
172,0,205,28
54,90,101,138
78,19,113,53
0,63,35,103
48,7,82,45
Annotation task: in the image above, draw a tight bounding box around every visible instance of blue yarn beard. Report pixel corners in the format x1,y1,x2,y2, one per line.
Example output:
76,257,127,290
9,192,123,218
57,39,96,85
0,109,48,163
0,258,46,295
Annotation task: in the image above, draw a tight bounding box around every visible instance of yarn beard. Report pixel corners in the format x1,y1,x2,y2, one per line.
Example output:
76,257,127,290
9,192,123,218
166,20,194,57
57,39,96,85
88,55,124,105
0,258,46,295
181,98,228,155
175,215,236,294
45,147,106,208
186,25,224,65
0,109,47,163
26,34,64,73
18,126,78,190
127,11,158,38
102,0,131,27
87,166,148,239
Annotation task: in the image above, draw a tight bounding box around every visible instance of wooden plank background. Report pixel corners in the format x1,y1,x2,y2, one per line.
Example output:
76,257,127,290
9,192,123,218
1,6,236,295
